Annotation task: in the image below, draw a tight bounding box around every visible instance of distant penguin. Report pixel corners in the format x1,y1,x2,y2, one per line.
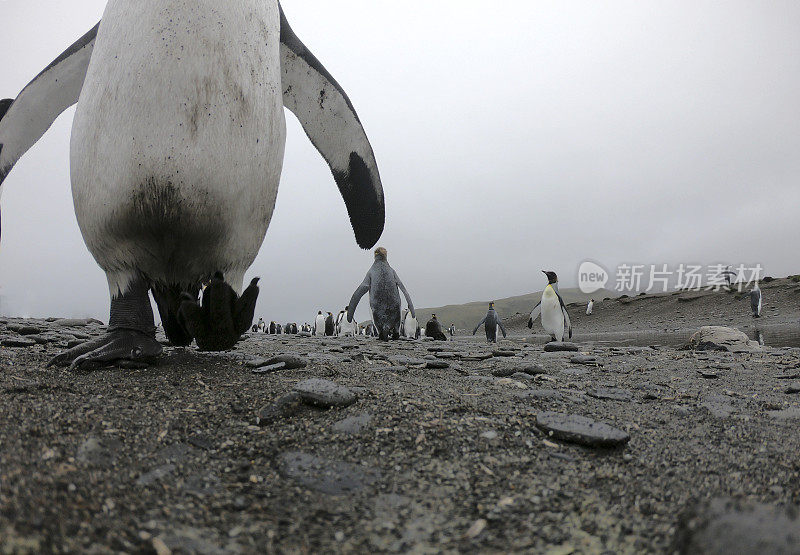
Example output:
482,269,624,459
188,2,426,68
269,321,278,335
335,308,347,335
276,324,283,335
347,247,415,341
750,282,762,318
325,312,335,336
251,324,259,333
448,324,456,336
472,302,507,343
401,308,418,339
285,323,298,334
426,314,448,341
528,271,572,342
586,299,594,315
257,318,266,332
364,323,378,337
314,311,326,336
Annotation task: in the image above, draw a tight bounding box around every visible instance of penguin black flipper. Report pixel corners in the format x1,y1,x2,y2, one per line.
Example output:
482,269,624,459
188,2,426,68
472,317,487,336
0,23,98,240
394,270,416,318
347,276,371,323
555,291,573,339
279,4,385,249
528,302,542,329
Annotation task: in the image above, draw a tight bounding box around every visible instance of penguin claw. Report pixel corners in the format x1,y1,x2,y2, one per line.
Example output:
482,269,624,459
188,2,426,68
48,330,163,370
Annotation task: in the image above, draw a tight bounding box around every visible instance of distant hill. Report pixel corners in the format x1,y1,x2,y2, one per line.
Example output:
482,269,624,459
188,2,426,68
415,288,620,331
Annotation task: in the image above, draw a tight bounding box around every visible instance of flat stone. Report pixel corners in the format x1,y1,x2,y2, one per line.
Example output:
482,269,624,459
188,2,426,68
51,318,103,327
673,497,800,554
586,387,633,402
136,464,176,486
776,372,800,380
257,392,307,425
784,384,800,394
492,350,517,358
544,342,581,352
700,394,739,419
23,334,54,344
294,379,358,408
333,413,373,435
247,354,307,371
76,437,122,468
426,360,450,369
6,324,43,335
279,451,380,495
519,389,564,401
535,411,630,448
766,407,800,420
697,369,719,379
570,355,601,366
1,337,37,348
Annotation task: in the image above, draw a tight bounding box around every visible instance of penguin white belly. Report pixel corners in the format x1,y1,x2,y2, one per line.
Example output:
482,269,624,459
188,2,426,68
403,313,417,338
541,287,565,341
315,316,326,335
70,0,285,295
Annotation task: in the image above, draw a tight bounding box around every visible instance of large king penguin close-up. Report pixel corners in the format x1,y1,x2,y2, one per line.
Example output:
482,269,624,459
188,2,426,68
0,1,384,368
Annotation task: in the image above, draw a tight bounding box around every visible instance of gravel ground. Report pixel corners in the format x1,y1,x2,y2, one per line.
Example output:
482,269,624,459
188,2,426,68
2,301,800,553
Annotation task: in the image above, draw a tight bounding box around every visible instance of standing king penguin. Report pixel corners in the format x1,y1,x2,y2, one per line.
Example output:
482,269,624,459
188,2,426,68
314,311,326,336
0,2,384,368
472,302,507,343
347,247,415,341
528,271,572,342
586,299,594,315
750,282,762,318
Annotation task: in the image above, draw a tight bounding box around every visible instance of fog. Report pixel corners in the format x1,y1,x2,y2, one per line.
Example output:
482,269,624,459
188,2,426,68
1,0,798,326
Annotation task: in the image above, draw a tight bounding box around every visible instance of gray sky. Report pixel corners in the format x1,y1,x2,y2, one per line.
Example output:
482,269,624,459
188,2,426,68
1,1,799,325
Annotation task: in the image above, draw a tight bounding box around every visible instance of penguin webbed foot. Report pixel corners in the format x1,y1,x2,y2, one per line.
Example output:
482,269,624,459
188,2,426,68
179,273,260,351
48,329,163,371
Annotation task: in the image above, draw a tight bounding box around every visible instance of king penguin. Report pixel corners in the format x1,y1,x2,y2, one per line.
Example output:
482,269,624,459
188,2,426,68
586,299,594,315
472,302,507,343
0,2,384,368
314,311,326,336
347,247,415,341
528,271,572,342
750,282,762,318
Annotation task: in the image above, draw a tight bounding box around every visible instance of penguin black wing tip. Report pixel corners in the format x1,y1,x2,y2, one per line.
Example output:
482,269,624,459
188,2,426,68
250,277,261,286
0,98,13,121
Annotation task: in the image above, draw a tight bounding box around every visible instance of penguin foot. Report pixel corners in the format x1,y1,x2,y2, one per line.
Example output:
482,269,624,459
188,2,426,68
48,329,163,371
178,272,260,351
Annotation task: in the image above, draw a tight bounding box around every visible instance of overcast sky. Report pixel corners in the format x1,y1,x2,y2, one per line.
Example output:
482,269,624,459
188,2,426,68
1,1,799,325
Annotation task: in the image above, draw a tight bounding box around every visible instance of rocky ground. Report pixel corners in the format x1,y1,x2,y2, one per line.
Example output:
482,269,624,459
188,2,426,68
2,306,800,553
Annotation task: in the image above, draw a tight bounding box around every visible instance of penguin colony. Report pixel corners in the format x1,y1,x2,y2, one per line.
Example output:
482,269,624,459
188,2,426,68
0,4,767,361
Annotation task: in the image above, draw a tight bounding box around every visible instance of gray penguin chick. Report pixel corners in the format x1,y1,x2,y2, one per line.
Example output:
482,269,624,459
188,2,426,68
347,247,415,341
472,302,507,343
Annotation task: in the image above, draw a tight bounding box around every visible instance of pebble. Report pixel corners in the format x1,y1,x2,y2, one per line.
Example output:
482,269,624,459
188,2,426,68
247,354,307,372
333,413,373,435
294,379,358,408
6,324,43,335
279,451,380,495
544,342,581,352
766,407,800,420
674,497,800,554
535,411,630,448
570,355,601,366
586,387,633,402
1,337,37,348
492,350,517,358
784,384,800,394
697,369,719,379
426,360,450,370
257,392,307,425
